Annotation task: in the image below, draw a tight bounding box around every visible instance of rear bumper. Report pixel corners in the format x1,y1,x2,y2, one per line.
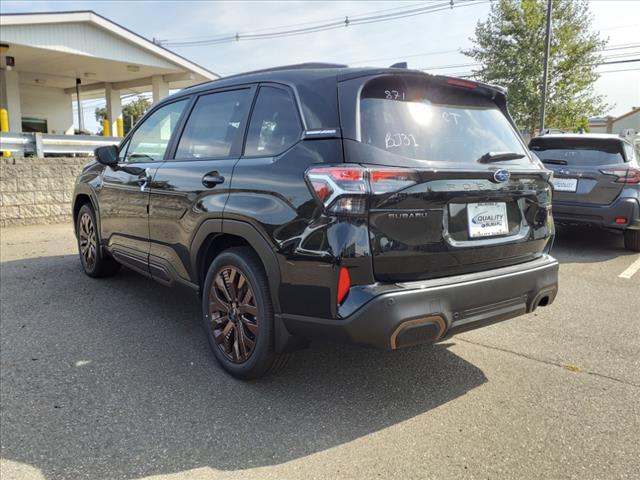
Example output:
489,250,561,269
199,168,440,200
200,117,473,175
282,255,559,350
553,197,640,230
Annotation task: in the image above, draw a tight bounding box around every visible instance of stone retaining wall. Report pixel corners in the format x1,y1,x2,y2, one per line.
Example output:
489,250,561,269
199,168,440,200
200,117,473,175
0,157,89,227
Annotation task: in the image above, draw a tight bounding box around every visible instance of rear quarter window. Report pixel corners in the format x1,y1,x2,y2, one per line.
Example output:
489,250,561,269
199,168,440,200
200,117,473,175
244,86,302,157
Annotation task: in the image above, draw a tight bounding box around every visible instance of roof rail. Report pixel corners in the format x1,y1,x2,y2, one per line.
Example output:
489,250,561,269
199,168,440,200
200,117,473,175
183,62,348,90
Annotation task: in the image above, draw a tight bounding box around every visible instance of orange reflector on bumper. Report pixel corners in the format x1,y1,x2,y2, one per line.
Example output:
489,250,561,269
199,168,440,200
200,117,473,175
337,267,351,305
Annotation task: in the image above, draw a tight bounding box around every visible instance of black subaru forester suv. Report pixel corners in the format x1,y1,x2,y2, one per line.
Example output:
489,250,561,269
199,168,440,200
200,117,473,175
73,64,559,379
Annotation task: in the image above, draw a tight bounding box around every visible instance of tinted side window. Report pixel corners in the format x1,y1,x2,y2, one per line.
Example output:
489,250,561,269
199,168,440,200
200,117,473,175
244,86,301,157
125,99,188,163
175,89,251,159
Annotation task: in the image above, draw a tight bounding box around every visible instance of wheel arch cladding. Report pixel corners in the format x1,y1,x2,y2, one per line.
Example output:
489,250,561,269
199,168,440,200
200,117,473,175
192,219,282,313
193,220,306,353
72,194,94,234
198,234,253,286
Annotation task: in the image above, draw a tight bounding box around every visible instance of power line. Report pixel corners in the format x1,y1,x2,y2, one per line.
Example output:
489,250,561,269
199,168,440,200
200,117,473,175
346,42,637,70
162,1,489,47
452,64,640,79
603,43,640,51
599,58,640,66
219,49,639,77
597,68,640,74
600,23,640,31
163,1,450,46
162,1,432,43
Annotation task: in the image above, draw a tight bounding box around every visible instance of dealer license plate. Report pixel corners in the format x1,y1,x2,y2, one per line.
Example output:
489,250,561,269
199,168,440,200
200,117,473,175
552,178,578,192
467,202,509,238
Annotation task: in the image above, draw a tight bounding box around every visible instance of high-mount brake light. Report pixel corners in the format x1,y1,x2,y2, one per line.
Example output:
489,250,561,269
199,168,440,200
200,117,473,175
446,78,478,89
306,165,418,214
600,168,640,184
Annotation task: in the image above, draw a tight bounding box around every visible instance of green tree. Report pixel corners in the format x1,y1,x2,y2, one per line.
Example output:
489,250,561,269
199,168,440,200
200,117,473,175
94,97,152,135
463,0,608,135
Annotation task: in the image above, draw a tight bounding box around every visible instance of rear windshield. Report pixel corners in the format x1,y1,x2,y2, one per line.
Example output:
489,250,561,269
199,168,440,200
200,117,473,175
529,137,626,166
359,76,530,165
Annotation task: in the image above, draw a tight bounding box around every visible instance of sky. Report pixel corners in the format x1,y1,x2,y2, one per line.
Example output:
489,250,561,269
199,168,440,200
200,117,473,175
2,0,639,133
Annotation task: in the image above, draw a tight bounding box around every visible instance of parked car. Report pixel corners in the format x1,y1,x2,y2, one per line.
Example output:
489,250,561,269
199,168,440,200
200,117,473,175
529,134,640,251
73,63,559,379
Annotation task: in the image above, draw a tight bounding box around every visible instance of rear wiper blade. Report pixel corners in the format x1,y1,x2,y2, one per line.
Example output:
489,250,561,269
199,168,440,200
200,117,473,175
477,151,526,163
541,158,568,165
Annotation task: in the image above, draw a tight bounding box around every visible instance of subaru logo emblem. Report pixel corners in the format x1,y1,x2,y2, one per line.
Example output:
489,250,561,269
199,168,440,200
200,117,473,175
493,169,511,183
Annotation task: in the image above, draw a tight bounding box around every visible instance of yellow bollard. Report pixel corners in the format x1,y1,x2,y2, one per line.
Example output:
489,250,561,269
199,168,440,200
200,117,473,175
1,108,10,157
102,118,110,137
116,116,124,137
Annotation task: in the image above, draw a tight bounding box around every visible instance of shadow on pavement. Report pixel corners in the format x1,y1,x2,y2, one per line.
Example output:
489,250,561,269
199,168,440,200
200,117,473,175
1,254,487,480
551,225,636,264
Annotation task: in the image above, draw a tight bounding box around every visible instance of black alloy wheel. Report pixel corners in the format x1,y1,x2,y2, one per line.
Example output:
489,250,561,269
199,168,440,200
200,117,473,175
201,247,290,379
208,266,259,363
75,203,120,278
78,212,97,271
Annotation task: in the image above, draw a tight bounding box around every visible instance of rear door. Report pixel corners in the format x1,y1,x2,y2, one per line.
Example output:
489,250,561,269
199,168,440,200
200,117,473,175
529,136,628,205
339,73,553,282
148,86,255,284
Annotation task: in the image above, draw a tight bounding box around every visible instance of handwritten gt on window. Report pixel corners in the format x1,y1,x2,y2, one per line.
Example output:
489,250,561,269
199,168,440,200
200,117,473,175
441,111,461,125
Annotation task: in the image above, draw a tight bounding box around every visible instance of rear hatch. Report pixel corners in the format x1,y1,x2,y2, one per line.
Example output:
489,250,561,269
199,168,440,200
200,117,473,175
529,136,628,205
337,73,553,282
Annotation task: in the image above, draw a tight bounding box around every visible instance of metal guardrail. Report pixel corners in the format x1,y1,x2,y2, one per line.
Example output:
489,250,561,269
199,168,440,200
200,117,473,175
0,132,120,157
1,130,638,157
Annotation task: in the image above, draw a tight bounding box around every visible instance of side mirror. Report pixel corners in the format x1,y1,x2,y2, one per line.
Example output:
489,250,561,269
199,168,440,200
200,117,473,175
95,145,119,168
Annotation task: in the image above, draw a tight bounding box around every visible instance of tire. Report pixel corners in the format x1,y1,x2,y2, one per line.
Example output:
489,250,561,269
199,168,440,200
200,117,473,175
202,246,290,379
624,229,640,252
76,204,121,277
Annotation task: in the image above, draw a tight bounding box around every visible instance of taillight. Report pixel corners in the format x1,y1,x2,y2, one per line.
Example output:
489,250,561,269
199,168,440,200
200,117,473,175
369,167,418,193
600,168,640,184
337,266,351,304
306,166,367,214
306,164,418,214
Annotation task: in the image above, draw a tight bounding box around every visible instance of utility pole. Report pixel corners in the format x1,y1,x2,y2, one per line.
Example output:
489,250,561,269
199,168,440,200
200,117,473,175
75,78,85,134
539,0,552,133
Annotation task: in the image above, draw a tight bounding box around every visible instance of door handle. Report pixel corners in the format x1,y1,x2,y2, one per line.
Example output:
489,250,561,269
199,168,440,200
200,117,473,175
137,169,152,191
202,173,225,188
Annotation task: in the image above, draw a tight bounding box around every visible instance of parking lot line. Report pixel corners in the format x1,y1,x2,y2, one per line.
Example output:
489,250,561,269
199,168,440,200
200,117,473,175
619,256,640,279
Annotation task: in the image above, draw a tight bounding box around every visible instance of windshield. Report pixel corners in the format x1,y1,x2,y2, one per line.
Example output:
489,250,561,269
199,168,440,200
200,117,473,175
529,137,627,166
359,76,530,165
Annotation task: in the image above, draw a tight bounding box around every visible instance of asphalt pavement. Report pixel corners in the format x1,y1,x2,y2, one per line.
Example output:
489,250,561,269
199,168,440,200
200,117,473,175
1,223,638,480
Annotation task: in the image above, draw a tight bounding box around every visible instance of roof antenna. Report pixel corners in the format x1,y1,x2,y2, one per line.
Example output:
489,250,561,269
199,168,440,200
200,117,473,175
390,62,408,69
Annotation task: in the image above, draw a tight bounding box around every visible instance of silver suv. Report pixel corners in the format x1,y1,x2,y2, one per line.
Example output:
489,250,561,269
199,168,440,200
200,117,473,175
530,134,640,251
